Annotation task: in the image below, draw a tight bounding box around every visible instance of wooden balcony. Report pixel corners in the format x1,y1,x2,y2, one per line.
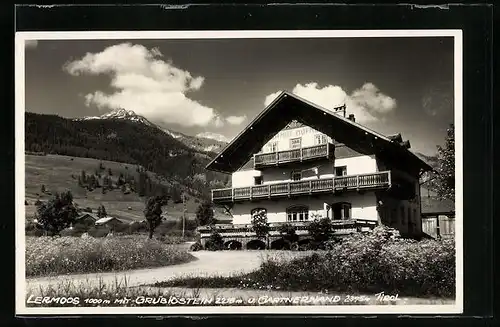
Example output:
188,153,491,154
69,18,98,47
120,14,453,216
197,219,377,238
212,171,391,203
254,143,334,169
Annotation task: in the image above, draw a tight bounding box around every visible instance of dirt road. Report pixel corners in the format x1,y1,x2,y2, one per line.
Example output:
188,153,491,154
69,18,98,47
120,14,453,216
25,251,296,291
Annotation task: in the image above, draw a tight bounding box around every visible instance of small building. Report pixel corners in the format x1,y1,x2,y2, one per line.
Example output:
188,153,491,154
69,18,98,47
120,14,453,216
201,91,433,249
95,217,123,230
420,188,455,239
75,213,98,227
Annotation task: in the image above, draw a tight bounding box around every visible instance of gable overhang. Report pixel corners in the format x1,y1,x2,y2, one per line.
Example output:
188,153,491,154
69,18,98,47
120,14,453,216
206,91,432,174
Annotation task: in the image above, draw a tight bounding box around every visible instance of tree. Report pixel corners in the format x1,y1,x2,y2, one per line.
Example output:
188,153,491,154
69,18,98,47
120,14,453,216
97,205,107,218
195,201,215,226
251,209,270,240
36,191,78,235
434,124,455,201
144,195,169,239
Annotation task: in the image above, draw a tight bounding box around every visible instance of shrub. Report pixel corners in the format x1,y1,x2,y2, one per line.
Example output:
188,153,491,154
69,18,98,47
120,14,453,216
25,235,196,277
251,208,269,239
307,217,332,243
205,231,224,251
190,241,203,252
158,226,456,298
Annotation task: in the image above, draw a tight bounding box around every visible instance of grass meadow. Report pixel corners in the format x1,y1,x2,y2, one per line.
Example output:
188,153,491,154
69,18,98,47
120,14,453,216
25,235,196,277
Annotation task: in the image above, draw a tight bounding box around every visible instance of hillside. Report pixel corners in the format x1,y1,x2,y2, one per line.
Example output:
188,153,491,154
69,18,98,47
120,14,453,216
25,112,230,199
77,108,227,154
24,154,230,223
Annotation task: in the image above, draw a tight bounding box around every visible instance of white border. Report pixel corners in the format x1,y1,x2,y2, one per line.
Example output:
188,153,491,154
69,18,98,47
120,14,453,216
15,30,463,316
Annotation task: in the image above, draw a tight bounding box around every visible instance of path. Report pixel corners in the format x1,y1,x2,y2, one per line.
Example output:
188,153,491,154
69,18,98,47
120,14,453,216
25,251,290,291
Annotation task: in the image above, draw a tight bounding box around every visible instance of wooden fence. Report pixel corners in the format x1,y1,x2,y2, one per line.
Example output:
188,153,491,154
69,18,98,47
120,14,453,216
421,215,455,239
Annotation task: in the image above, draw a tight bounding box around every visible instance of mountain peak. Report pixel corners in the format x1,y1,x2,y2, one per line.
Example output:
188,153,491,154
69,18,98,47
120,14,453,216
80,108,154,127
196,132,230,143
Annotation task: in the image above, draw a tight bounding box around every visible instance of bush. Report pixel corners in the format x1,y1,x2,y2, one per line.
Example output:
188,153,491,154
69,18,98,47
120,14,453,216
25,235,196,277
307,217,332,242
190,241,203,252
247,226,455,297
251,208,269,239
205,231,224,251
159,226,456,298
277,223,299,243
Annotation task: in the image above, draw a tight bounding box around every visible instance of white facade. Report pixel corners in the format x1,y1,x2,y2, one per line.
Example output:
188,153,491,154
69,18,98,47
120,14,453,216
224,123,422,236
231,192,379,225
260,124,333,153
231,154,378,188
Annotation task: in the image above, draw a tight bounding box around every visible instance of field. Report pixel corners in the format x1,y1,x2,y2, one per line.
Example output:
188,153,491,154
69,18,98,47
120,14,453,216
25,235,196,277
24,154,229,223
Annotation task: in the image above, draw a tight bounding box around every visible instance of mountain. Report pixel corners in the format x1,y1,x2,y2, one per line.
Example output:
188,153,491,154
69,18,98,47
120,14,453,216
413,151,438,168
77,109,227,153
26,112,231,199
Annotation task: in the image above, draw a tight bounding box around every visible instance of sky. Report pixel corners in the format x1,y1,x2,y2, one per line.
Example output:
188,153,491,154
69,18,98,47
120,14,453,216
24,36,455,156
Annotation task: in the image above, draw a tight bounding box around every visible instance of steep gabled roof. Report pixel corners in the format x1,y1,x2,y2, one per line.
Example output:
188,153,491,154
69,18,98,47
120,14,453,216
207,91,432,174
95,217,122,225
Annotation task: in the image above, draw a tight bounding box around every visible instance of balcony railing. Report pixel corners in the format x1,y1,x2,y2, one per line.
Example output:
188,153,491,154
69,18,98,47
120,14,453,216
254,143,334,168
197,219,377,238
212,171,391,203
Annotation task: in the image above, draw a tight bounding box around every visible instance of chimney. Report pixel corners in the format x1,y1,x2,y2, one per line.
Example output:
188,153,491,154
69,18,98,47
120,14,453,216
348,114,355,122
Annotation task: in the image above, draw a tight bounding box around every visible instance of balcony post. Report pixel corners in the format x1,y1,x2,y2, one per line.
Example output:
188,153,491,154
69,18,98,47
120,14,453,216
231,188,235,201
249,187,252,200
356,175,360,190
211,189,214,201
387,170,392,187
300,147,303,161
287,183,291,197
309,180,312,194
253,154,256,169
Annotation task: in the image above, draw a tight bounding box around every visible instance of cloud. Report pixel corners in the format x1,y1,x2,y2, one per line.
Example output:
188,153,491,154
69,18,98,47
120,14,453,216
25,40,38,49
264,91,283,107
264,82,397,123
64,43,224,128
226,115,247,125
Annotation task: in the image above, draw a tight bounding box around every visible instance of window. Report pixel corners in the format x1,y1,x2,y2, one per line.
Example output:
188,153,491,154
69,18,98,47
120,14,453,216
335,166,347,176
254,176,263,185
266,141,278,153
291,171,302,181
314,134,327,145
332,202,352,220
290,137,302,149
287,205,309,222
